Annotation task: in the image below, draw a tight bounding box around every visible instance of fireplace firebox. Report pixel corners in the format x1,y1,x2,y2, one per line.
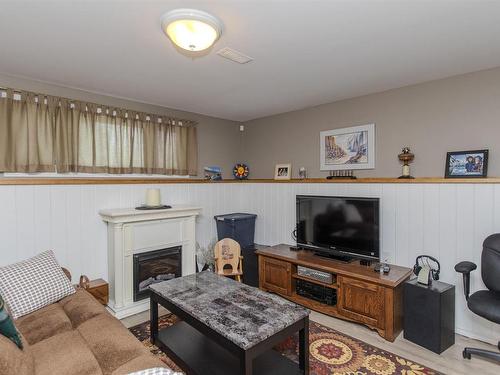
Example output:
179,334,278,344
133,246,182,301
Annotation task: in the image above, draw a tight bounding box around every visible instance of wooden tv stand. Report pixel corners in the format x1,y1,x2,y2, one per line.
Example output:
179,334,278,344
256,245,412,342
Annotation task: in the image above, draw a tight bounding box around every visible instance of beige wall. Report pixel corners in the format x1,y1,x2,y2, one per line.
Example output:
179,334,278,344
242,67,500,178
5,67,500,180
0,73,241,178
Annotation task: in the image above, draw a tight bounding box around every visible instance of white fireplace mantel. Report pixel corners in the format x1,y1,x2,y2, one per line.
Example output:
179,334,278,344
99,205,202,319
99,205,202,224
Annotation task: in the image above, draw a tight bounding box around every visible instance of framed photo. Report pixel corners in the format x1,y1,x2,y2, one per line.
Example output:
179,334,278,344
274,163,291,180
445,149,488,178
320,124,375,170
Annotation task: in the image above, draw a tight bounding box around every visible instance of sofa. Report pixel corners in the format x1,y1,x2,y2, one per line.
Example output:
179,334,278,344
0,288,170,375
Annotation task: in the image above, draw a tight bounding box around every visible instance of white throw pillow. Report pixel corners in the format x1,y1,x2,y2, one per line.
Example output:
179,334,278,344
128,368,181,375
0,251,75,319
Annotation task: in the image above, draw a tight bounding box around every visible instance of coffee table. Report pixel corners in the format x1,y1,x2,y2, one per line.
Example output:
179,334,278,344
149,271,310,375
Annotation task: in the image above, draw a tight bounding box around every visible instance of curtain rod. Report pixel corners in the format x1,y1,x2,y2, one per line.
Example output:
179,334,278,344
0,85,197,126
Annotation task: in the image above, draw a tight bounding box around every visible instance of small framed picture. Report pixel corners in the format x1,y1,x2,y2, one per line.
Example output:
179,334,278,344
445,149,488,178
274,163,292,180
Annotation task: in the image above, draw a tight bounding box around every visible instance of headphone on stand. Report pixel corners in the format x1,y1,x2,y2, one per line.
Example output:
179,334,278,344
413,255,440,281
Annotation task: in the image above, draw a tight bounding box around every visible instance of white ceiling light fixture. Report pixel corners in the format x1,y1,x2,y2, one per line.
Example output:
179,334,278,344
160,9,223,52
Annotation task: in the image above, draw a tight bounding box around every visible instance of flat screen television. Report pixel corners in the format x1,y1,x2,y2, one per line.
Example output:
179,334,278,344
296,195,380,261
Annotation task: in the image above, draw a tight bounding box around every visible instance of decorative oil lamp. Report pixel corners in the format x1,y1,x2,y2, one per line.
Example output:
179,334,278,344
398,147,415,179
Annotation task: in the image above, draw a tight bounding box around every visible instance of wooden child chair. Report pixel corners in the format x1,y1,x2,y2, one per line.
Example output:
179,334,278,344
214,238,243,282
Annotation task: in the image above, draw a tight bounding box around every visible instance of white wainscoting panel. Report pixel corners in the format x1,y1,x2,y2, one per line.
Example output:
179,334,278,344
0,182,499,344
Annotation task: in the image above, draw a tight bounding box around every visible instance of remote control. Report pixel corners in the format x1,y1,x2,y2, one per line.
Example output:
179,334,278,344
374,263,391,274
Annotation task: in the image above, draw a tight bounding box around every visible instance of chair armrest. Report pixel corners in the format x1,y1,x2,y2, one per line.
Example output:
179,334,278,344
62,267,72,282
454,261,477,300
454,261,477,274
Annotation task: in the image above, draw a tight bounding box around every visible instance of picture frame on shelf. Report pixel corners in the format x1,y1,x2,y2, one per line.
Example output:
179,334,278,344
445,149,488,178
274,163,292,180
320,123,375,171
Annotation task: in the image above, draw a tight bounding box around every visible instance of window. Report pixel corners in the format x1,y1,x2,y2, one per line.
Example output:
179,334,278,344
0,88,198,176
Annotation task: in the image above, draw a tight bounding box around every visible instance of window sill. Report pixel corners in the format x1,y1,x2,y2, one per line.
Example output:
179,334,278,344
0,172,195,185
2,172,191,178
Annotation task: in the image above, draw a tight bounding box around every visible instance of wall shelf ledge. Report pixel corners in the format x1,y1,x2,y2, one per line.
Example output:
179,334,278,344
1,177,500,185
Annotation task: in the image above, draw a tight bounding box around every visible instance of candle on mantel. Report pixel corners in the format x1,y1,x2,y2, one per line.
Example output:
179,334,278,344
145,189,161,207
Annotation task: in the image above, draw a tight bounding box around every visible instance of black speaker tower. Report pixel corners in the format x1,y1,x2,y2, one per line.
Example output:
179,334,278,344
403,278,455,354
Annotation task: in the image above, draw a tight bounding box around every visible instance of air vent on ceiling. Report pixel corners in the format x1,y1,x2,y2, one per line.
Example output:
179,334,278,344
216,47,253,64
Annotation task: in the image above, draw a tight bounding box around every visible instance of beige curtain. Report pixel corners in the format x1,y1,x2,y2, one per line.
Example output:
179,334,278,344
0,88,198,175
0,90,55,172
146,119,198,175
53,99,82,173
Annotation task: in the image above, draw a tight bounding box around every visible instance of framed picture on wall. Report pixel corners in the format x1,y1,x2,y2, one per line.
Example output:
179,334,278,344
274,163,292,180
445,149,488,178
320,124,375,170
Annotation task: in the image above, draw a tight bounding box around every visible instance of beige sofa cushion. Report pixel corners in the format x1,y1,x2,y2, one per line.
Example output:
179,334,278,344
77,313,152,374
30,330,103,375
59,288,107,328
16,303,73,345
0,334,34,375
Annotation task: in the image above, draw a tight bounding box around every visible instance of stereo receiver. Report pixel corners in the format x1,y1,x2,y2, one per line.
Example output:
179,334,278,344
297,265,335,284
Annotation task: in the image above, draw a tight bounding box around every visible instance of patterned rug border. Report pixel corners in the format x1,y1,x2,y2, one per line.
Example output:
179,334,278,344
129,314,443,375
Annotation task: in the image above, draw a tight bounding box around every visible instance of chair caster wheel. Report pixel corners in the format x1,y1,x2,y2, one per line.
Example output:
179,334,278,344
463,349,471,360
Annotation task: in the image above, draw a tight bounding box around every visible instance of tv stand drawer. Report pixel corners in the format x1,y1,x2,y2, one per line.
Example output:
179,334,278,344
258,257,292,296
337,276,385,328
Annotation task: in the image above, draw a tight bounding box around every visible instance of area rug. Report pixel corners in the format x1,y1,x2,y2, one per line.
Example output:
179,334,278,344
129,314,442,375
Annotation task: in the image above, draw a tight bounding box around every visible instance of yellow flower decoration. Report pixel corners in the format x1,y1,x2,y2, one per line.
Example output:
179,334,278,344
233,163,249,179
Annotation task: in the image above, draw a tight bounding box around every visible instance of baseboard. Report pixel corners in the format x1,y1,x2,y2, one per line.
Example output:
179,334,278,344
455,327,498,346
107,299,150,319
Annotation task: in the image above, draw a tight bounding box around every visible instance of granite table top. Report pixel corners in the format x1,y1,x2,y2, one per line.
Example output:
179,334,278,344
149,271,309,350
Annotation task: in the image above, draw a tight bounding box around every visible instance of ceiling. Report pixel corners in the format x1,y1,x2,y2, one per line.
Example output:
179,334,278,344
1,0,500,122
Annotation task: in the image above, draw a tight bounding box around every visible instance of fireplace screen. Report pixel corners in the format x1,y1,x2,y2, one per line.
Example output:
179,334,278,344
133,246,182,301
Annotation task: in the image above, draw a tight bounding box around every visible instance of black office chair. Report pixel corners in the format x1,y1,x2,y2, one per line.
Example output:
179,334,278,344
455,233,500,362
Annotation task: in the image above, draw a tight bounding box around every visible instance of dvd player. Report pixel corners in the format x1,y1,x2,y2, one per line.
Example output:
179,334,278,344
296,279,337,306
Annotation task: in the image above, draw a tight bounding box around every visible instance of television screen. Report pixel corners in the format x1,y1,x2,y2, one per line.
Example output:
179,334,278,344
296,195,380,261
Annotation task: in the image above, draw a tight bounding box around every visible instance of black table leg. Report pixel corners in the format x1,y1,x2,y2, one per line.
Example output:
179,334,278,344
239,350,252,375
150,296,159,345
299,316,309,374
